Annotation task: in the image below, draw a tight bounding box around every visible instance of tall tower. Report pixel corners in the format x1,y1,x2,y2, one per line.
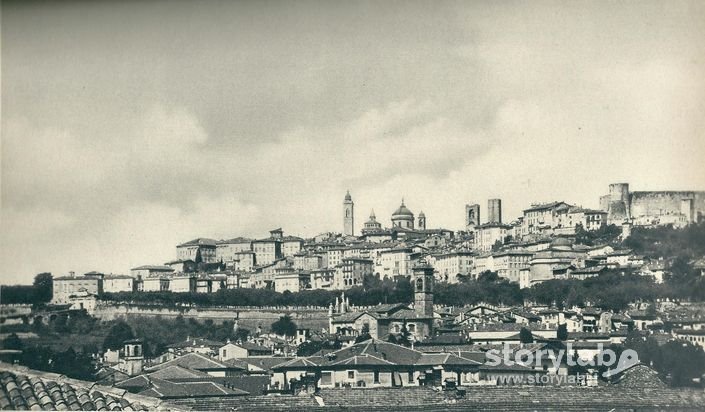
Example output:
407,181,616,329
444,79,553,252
343,191,354,236
465,204,480,231
418,211,426,230
413,259,434,318
488,199,502,224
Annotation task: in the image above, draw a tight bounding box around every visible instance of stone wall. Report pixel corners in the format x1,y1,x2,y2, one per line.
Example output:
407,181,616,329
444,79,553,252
630,191,705,223
601,182,705,225
91,302,329,332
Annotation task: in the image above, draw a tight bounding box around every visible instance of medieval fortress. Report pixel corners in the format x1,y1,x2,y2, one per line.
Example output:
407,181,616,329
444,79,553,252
600,183,705,227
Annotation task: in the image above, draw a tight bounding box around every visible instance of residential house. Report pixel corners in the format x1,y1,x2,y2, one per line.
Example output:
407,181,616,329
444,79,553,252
252,229,284,266
52,272,104,304
130,265,174,279
218,342,273,361
176,238,218,264
270,339,482,390
216,237,252,265
493,250,533,284
102,274,135,293
432,251,475,283
474,223,511,252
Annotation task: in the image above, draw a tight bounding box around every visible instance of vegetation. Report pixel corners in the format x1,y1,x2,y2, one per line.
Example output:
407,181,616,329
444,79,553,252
271,315,297,337
625,333,705,387
625,222,705,260
0,273,53,305
575,224,621,246
102,321,135,351
519,327,533,344
2,333,23,350
434,271,523,307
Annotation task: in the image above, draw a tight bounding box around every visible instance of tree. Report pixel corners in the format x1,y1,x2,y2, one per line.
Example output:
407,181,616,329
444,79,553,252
477,271,499,283
657,340,705,386
491,240,503,252
519,327,533,344
2,333,23,350
33,273,53,303
354,324,372,343
271,315,297,337
398,321,414,347
557,324,568,341
103,321,134,351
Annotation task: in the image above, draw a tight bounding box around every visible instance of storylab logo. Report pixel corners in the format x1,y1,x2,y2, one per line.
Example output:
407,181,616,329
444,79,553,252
485,343,639,378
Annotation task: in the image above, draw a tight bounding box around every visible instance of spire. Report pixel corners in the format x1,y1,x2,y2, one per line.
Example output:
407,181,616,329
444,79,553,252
345,190,352,201
401,197,405,206
370,209,376,219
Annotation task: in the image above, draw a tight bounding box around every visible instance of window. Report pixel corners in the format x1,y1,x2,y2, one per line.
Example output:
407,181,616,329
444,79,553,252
408,371,414,383
347,370,355,380
321,371,333,386
374,371,380,384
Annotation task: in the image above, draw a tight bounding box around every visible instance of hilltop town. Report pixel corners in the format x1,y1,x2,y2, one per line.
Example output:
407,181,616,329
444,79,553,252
2,182,705,410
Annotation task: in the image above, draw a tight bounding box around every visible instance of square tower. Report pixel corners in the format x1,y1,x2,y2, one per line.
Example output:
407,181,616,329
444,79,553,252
343,191,354,236
413,260,434,318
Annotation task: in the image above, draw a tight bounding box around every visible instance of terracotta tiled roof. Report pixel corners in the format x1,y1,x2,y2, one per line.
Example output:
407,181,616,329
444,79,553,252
271,358,320,370
607,363,667,388
147,353,234,372
137,377,248,399
416,353,481,367
0,363,167,411
330,354,395,367
316,386,705,410
236,357,294,372
321,340,423,367
177,238,217,247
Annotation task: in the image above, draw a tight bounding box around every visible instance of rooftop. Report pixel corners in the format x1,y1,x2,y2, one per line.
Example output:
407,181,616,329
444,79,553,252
0,363,165,411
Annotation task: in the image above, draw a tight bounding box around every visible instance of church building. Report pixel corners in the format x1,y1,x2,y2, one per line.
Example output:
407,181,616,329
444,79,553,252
328,259,436,342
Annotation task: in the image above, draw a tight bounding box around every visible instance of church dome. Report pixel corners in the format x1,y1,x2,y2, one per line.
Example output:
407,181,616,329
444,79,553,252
344,191,352,201
419,210,425,217
392,201,414,218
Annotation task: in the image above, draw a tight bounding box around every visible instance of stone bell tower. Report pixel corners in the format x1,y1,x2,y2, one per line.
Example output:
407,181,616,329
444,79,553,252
343,191,354,236
122,338,144,377
413,259,434,318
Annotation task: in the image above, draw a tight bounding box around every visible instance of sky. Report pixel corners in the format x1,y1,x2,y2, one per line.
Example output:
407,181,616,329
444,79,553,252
2,0,705,284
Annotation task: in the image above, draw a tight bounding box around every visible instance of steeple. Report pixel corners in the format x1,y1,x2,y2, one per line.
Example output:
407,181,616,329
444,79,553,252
343,191,354,236
413,259,434,319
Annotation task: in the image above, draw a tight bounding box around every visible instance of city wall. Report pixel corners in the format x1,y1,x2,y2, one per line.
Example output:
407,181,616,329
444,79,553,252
630,191,705,220
91,302,330,332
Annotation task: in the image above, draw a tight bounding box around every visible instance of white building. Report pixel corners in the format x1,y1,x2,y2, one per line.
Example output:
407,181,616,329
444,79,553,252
432,251,475,283
102,275,135,293
215,237,252,264
377,247,418,278
474,223,511,252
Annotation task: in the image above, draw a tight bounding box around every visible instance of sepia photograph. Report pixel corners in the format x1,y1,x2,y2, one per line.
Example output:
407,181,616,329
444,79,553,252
1,0,705,410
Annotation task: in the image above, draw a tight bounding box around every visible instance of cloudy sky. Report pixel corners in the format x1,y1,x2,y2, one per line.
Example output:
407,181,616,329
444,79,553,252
2,0,704,284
